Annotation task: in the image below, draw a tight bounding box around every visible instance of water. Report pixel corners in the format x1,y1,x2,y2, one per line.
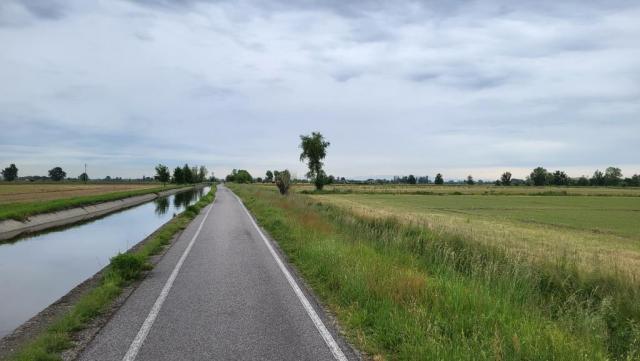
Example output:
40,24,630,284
0,186,211,337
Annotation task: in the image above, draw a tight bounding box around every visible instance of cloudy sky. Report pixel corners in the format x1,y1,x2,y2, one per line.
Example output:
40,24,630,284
1,0,639,180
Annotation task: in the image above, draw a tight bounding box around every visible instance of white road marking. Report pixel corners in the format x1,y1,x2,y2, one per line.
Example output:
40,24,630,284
122,201,215,361
231,190,349,361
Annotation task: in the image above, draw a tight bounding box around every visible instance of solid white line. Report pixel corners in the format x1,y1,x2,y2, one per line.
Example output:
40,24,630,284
121,202,215,361
231,190,349,361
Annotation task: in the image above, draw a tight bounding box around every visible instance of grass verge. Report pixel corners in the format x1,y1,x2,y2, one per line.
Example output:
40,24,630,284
231,184,640,361
7,186,216,361
0,185,192,221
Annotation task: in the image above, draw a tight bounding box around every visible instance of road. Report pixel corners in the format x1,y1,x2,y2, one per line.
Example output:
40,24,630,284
79,185,357,361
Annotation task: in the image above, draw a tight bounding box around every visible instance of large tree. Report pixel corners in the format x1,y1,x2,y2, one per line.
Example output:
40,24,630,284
265,170,274,183
551,170,569,186
155,164,170,185
407,174,417,184
183,164,194,183
79,172,89,182
434,173,444,185
226,169,253,183
48,167,67,181
1,164,18,181
530,167,549,186
500,171,512,186
590,170,605,186
604,167,622,186
198,166,208,183
299,132,330,190
173,166,185,184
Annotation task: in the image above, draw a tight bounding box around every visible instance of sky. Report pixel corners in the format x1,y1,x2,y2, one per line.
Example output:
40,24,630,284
1,0,639,181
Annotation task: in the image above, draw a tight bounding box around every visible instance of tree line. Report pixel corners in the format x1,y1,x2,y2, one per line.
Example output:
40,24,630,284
516,166,640,187
154,164,209,185
1,163,89,182
0,163,211,185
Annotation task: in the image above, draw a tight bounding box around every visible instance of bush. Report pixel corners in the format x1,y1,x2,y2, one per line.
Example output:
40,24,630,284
109,253,146,281
275,169,291,195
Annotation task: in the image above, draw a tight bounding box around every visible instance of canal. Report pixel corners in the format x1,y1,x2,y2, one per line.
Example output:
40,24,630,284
0,186,211,337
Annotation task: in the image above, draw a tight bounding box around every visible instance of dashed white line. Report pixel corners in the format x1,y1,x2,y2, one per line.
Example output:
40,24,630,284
121,201,215,361
231,189,349,361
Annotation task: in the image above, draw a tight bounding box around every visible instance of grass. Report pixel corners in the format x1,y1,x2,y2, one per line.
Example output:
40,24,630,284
0,185,186,221
311,193,640,284
314,193,640,240
231,184,640,360
7,186,216,361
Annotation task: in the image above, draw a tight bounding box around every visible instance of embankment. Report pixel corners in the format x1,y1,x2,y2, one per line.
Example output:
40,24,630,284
0,185,207,241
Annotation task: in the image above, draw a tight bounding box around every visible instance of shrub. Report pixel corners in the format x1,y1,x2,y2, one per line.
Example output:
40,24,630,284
275,169,291,195
109,253,146,281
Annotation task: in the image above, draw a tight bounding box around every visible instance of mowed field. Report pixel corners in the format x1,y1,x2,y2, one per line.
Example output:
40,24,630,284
234,183,640,360
311,191,640,277
0,183,160,204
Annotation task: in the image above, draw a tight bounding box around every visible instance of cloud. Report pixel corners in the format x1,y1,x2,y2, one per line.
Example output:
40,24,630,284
0,0,639,179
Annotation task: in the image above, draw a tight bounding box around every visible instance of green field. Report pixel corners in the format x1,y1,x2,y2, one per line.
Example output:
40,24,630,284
232,184,640,361
317,194,640,240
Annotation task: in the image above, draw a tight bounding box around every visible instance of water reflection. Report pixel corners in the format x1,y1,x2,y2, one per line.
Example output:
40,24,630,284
173,187,205,209
0,186,211,337
154,197,169,216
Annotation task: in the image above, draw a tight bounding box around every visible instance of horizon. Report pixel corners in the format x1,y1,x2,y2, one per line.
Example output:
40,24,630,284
1,1,639,180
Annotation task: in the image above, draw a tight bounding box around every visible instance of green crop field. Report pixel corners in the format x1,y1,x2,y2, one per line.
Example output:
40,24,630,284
313,193,640,240
232,183,640,361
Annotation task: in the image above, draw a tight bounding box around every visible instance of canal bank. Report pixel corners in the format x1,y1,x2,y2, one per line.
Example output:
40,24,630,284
0,185,208,242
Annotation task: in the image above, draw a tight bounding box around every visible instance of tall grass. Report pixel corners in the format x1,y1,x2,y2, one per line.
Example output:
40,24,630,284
8,187,216,361
233,185,640,360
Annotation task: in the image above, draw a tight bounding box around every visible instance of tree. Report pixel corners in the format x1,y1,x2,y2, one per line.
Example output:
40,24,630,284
265,170,274,183
225,169,253,183
275,169,291,195
551,170,569,186
155,164,170,186
173,166,185,184
407,174,417,184
466,175,475,185
604,167,622,186
79,172,89,182
198,166,208,183
1,164,18,181
235,170,252,183
500,171,512,186
48,167,67,181
183,164,194,183
299,132,330,190
576,176,590,186
434,173,444,185
624,174,640,187
530,167,549,186
590,170,605,186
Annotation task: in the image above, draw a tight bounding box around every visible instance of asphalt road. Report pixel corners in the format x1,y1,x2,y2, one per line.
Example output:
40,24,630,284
78,185,357,361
